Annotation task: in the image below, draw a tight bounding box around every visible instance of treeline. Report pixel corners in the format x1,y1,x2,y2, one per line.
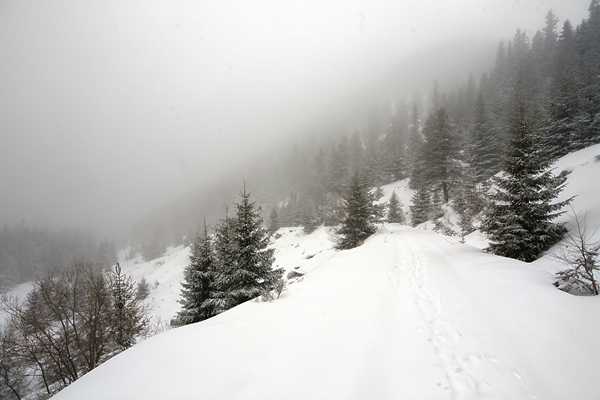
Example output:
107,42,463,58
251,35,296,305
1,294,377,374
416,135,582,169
133,3,600,259
0,222,118,292
260,4,600,233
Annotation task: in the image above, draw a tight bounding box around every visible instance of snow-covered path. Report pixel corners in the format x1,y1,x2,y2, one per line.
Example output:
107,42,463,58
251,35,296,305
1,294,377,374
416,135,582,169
54,225,600,400
388,230,536,399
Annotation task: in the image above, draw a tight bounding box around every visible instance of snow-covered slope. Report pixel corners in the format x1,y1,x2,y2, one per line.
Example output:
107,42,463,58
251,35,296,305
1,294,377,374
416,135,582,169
53,144,600,400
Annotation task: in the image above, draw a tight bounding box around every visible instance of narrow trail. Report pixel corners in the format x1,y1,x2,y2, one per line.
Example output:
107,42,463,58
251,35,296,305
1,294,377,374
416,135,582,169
386,229,538,400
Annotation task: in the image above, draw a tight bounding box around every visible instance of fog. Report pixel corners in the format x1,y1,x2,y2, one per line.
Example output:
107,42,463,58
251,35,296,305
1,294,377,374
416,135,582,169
0,0,589,236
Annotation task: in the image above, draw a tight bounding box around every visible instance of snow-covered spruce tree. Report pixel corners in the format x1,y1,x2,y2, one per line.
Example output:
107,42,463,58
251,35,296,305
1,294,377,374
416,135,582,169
410,187,431,227
227,186,284,306
335,172,380,250
201,214,238,315
481,109,571,262
176,221,216,325
386,191,406,224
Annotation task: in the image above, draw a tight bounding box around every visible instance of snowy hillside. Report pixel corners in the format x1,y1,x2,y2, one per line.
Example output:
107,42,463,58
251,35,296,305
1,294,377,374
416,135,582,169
53,145,600,400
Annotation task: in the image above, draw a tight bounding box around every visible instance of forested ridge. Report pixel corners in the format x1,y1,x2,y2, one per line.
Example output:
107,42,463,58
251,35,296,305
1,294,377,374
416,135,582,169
147,3,600,249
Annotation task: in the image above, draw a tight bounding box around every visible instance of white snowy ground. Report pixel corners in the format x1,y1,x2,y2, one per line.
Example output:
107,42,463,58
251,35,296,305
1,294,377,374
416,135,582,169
45,144,600,399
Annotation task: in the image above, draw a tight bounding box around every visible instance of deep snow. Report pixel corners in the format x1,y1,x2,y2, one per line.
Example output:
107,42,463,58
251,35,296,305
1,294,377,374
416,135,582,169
44,144,600,399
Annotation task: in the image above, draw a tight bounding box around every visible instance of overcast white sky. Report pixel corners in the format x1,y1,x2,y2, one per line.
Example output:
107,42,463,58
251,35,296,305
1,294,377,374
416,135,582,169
0,0,590,235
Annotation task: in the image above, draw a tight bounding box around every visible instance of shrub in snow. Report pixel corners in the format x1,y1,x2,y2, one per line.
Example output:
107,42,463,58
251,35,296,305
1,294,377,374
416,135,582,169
287,270,305,280
273,278,286,299
433,218,456,237
554,210,599,296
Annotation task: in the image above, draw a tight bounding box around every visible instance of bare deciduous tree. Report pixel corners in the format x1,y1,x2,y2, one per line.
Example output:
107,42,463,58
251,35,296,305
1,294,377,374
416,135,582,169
0,260,150,397
554,209,600,295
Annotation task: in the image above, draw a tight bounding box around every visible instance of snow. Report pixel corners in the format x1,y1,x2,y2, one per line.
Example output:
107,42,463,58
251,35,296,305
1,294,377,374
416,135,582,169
116,245,191,323
43,144,600,399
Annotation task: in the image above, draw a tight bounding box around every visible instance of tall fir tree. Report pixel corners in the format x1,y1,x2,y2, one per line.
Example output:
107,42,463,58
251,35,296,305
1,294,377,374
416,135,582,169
421,107,461,202
228,186,283,305
410,188,431,227
481,108,571,262
544,71,581,158
205,213,238,315
469,93,501,181
408,104,426,189
177,220,216,325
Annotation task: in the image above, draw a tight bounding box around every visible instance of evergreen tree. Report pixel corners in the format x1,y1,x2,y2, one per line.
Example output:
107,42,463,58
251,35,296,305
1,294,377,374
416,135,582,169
227,186,283,306
202,214,237,315
335,172,379,250
268,206,280,234
429,189,445,221
421,107,461,202
110,263,149,351
301,200,319,234
327,134,351,195
469,93,501,181
574,60,600,150
451,167,487,237
410,188,431,227
542,9,560,79
386,191,405,224
481,108,571,262
0,256,18,292
96,239,118,268
544,71,581,158
135,277,151,301
554,20,576,80
408,104,426,189
177,221,216,325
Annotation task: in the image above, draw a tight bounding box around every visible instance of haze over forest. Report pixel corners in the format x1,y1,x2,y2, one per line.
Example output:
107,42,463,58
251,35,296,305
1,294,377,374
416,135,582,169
0,0,590,237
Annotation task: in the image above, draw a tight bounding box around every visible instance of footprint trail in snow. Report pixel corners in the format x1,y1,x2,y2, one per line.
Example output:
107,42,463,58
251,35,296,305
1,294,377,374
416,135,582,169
386,230,538,400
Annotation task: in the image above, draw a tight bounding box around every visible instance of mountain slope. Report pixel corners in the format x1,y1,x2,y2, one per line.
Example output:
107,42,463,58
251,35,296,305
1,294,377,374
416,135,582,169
53,145,600,400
